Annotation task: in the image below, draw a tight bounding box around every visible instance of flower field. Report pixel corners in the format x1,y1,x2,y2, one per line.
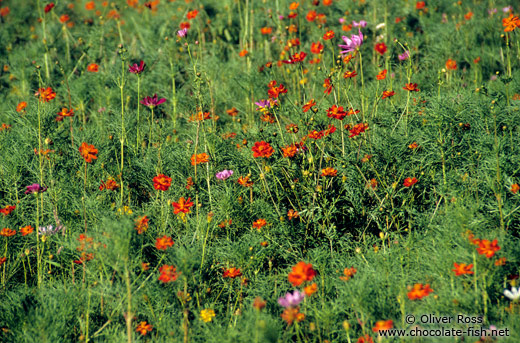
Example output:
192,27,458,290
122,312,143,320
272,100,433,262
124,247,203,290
1,0,520,342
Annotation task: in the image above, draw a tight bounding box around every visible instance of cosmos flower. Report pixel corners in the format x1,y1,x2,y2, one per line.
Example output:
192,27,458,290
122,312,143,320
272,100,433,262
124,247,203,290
398,51,410,61
216,170,234,180
140,94,166,108
25,183,48,194
504,287,520,301
177,28,188,38
338,29,363,54
128,60,146,74
278,290,305,308
352,20,367,27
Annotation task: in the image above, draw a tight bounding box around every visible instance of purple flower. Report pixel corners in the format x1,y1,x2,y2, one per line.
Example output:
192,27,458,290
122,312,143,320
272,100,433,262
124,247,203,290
338,18,346,24
352,20,367,28
338,29,364,55
129,60,146,74
25,183,47,195
140,94,166,108
278,290,305,308
255,99,277,111
38,224,63,236
216,170,234,180
488,8,497,16
398,51,410,61
503,6,513,13
177,28,188,38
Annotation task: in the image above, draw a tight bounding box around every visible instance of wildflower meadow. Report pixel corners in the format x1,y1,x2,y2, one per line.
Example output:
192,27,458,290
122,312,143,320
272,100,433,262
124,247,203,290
1,0,520,342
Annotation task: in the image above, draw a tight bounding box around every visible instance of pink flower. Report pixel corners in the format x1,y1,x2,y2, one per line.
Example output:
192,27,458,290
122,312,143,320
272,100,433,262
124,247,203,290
129,60,146,74
352,20,367,28
338,29,364,54
140,94,166,108
177,28,188,38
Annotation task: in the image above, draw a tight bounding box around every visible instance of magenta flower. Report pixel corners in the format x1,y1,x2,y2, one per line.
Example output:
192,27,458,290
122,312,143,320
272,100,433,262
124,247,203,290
398,51,410,61
352,20,367,28
177,28,188,38
278,290,305,308
338,29,364,54
129,60,146,74
25,183,48,194
140,94,166,108
216,170,233,180
255,99,277,111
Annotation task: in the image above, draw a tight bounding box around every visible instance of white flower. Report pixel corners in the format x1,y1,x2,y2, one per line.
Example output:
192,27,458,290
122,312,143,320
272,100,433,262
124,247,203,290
504,287,520,301
376,22,386,30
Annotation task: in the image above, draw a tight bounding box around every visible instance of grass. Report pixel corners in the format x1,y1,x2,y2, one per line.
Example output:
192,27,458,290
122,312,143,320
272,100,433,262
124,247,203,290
0,0,520,342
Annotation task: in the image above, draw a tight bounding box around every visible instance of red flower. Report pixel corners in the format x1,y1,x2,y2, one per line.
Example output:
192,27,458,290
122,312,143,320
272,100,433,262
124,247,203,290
135,321,153,336
135,216,149,234
79,142,98,163
407,283,433,300
252,141,274,158
302,99,316,113
476,239,500,258
374,42,387,55
372,320,393,332
155,235,174,250
253,219,267,230
327,105,347,120
343,70,357,78
403,177,418,187
403,83,420,92
87,63,99,72
172,197,194,214
44,3,55,13
153,174,172,191
310,42,324,54
323,30,335,40
445,59,457,70
348,123,369,138
306,10,317,22
288,261,316,286
376,69,387,80
382,90,395,99
187,9,199,20
415,1,426,10
323,78,333,95
452,263,474,276
511,184,520,194
158,265,179,283
0,205,15,216
223,267,242,278
35,87,56,102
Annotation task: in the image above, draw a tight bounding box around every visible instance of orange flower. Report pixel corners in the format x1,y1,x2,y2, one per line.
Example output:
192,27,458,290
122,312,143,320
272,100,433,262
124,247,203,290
452,263,474,276
357,334,374,343
445,59,457,70
306,10,317,22
503,13,520,32
0,205,15,216
57,108,74,117
35,87,56,102
85,1,95,10
79,142,98,163
464,11,473,21
281,307,305,325
252,141,274,158
127,0,139,8
302,99,316,113
289,2,299,10
226,107,239,116
348,123,369,138
239,49,249,57
323,78,333,95
260,27,272,35
415,1,425,10
321,167,338,177
20,225,34,236
323,30,335,40
158,265,179,283
408,142,419,149
343,70,357,79
304,283,317,296
282,144,298,158
186,176,194,190
403,83,420,92
376,69,387,80
407,283,433,300
476,239,500,258
135,321,153,336
287,209,299,220
0,7,10,17
403,177,417,187
191,152,209,165
372,320,393,332
511,184,519,194
339,267,357,281
87,63,99,72
16,101,27,112
187,9,199,19
253,297,266,310
59,14,70,23
382,90,395,99
0,257,6,266
155,235,174,250
322,0,333,5
0,228,16,237
135,216,149,234
99,179,119,191
172,197,194,214
153,174,172,191
288,261,316,286
327,105,347,120
495,257,507,266
310,42,324,54
253,219,267,230
223,267,242,278
238,175,253,187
